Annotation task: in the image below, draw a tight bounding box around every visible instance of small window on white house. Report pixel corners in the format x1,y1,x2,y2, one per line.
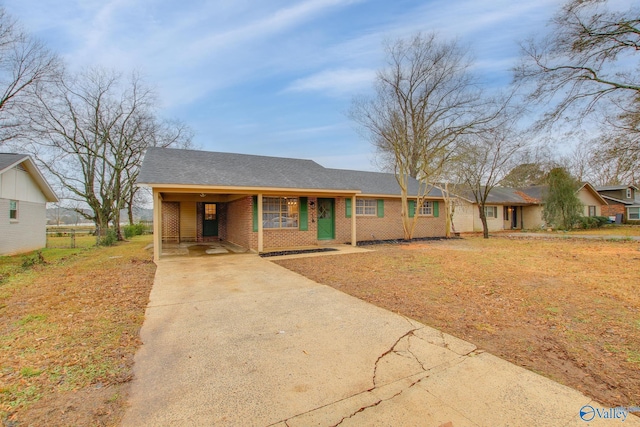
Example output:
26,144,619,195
588,206,596,217
484,206,498,219
9,200,18,221
628,207,640,220
356,199,377,216
627,188,632,199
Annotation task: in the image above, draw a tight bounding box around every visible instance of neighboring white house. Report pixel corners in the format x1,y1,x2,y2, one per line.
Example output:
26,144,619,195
0,153,59,255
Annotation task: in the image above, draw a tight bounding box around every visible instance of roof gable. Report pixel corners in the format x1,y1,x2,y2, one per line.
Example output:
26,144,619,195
0,153,58,202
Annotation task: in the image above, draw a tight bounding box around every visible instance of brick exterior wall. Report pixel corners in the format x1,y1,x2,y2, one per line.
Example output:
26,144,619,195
226,197,252,248
161,202,180,242
248,197,318,250
333,197,445,242
602,204,624,218
160,195,446,252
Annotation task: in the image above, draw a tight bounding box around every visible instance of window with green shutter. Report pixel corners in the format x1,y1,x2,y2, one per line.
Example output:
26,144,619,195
377,199,384,217
345,198,352,218
408,200,415,217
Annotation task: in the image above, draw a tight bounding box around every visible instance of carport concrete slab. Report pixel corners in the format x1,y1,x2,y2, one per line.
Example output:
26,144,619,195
123,254,640,427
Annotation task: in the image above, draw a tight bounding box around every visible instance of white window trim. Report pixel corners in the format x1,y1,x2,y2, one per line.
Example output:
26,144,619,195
9,200,18,222
419,201,433,216
628,207,640,220
626,188,632,199
484,205,498,219
356,199,377,216
262,197,299,229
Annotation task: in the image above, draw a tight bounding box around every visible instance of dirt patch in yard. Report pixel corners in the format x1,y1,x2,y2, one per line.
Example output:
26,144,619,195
275,237,640,408
1,236,155,426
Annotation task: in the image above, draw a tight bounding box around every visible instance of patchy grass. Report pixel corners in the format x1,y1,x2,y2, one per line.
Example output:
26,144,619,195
276,236,640,408
46,233,97,249
522,224,640,237
0,235,155,426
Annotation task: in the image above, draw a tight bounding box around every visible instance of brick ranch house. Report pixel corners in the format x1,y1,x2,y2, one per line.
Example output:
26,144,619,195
138,148,445,261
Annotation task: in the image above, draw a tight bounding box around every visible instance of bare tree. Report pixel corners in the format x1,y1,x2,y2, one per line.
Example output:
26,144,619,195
351,33,499,239
121,117,194,225
26,68,193,240
568,134,639,186
515,0,640,145
0,7,60,145
456,115,525,238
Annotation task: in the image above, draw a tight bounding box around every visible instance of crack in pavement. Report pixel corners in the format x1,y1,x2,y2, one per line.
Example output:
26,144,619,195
330,376,426,427
276,326,479,427
372,327,421,389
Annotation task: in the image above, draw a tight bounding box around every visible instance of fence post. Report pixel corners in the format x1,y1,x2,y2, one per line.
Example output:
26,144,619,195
70,229,76,249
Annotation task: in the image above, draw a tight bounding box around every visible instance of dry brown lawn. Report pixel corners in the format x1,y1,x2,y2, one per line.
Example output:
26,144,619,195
0,236,155,426
276,236,640,408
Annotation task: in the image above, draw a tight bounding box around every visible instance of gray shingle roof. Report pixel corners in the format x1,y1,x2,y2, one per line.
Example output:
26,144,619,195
138,148,358,191
596,184,639,191
454,185,544,205
0,153,28,172
326,168,443,197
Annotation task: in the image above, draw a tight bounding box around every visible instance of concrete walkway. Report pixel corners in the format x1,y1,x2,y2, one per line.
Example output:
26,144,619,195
122,254,639,426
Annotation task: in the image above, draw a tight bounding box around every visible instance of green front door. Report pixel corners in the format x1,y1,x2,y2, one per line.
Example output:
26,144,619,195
317,198,334,240
203,203,218,237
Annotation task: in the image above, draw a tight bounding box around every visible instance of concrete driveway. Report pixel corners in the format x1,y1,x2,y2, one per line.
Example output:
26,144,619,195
122,253,639,426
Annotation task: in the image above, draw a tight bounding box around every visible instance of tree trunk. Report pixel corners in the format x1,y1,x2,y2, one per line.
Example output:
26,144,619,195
114,208,124,241
478,205,489,239
127,202,134,226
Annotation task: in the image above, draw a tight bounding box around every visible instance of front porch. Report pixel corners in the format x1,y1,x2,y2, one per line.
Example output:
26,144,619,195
151,188,358,262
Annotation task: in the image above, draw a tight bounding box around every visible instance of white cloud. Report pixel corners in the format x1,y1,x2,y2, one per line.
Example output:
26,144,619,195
285,68,376,96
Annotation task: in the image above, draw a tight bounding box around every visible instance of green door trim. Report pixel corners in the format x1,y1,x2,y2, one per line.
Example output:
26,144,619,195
317,198,335,240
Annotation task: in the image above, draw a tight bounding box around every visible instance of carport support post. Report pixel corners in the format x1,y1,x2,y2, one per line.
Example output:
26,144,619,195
351,195,357,246
153,189,162,263
257,193,264,253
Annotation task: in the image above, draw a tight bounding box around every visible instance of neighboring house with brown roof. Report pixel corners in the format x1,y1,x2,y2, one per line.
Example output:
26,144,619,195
0,153,59,255
137,148,446,261
595,185,640,222
451,183,607,233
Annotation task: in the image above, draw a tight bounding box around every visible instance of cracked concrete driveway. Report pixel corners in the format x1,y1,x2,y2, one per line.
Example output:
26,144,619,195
122,254,639,427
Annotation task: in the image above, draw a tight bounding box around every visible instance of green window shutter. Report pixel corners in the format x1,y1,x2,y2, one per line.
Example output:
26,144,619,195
345,198,352,218
299,197,308,231
377,199,384,217
433,201,439,217
252,196,258,232
408,200,415,218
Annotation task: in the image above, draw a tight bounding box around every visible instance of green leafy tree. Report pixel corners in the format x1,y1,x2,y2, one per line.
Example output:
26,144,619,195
542,168,583,230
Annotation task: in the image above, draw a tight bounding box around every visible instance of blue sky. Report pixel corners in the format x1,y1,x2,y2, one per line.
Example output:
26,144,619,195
6,0,564,171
